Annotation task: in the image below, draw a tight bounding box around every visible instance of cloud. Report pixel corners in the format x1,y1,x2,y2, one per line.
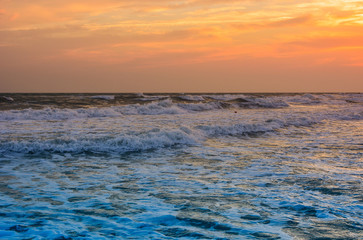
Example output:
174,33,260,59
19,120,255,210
286,35,363,49
269,15,312,27
0,0,362,85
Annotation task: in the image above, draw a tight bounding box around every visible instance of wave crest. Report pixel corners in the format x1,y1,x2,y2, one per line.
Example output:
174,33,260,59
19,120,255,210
0,127,200,155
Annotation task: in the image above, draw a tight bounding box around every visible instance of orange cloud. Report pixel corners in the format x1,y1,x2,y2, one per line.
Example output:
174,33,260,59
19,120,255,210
0,0,362,92
286,35,363,50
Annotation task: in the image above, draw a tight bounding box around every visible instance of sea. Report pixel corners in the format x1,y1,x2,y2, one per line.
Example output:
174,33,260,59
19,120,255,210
0,93,362,239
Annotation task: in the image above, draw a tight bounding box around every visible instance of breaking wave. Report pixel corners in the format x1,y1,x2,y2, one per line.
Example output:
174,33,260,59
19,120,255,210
2,110,361,155
1,93,361,155
0,127,201,155
89,95,115,100
176,95,205,101
0,98,291,121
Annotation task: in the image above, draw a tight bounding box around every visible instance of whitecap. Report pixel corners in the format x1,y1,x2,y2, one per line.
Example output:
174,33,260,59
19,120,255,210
90,95,115,100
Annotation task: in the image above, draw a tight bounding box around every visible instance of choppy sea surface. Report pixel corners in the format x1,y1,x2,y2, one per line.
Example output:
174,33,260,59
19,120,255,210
0,93,362,239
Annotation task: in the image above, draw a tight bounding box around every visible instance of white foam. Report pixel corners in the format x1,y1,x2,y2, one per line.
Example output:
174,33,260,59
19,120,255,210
90,95,115,100
1,96,14,102
120,99,187,115
135,92,145,97
0,127,201,155
1,114,323,155
178,95,205,101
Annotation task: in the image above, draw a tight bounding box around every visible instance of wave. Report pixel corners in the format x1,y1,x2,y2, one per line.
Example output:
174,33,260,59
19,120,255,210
120,99,187,115
90,95,115,100
3,109,360,155
0,120,288,155
204,94,248,101
284,94,322,105
176,95,205,101
136,94,169,101
1,95,361,122
283,93,363,105
0,96,14,102
0,116,321,155
0,97,292,121
0,127,201,155
197,116,320,137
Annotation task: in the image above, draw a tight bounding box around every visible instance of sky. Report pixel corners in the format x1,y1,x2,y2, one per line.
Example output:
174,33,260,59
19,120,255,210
0,0,362,92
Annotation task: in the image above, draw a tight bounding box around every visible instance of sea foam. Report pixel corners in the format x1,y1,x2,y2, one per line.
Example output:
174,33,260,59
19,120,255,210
0,127,200,155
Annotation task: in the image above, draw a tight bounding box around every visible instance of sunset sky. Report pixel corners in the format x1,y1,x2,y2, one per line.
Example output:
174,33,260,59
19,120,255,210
1,0,362,92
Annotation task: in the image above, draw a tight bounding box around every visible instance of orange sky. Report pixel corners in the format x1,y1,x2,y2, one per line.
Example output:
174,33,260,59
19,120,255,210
0,0,362,92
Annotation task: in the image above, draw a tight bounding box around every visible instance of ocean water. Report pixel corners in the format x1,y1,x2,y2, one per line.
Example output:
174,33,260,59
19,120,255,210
0,93,362,239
